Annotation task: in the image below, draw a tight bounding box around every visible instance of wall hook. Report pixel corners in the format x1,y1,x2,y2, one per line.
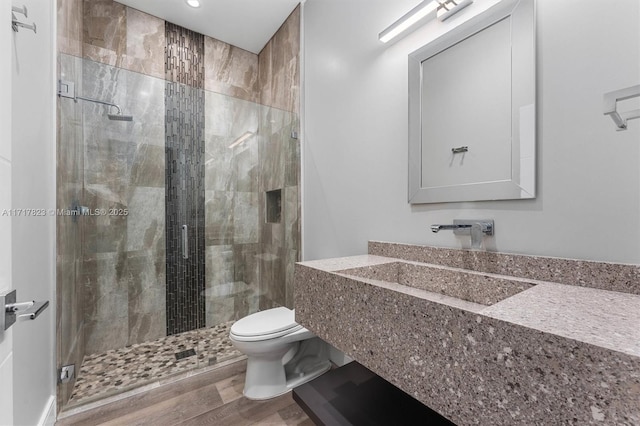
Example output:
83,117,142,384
12,5,28,17
11,5,36,34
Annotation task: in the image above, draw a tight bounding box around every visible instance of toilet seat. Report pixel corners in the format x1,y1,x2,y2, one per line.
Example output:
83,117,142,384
230,307,302,341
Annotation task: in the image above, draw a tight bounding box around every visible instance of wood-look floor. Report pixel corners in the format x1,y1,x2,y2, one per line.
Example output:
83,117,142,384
56,360,314,426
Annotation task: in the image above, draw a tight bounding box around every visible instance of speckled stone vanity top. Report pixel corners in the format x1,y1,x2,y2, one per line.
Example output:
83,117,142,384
294,242,640,426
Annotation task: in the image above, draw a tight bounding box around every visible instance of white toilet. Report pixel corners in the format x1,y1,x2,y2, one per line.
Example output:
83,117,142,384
229,307,331,400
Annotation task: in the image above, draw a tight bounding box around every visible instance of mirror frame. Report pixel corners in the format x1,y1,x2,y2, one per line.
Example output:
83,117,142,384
408,0,536,204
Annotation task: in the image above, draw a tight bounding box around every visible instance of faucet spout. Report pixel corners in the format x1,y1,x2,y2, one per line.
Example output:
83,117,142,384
430,224,471,233
429,219,494,249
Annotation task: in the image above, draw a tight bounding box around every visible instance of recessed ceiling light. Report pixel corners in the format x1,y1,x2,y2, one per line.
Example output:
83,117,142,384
186,0,201,8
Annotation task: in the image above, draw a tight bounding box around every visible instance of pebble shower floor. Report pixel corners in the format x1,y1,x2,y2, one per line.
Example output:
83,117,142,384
68,321,241,406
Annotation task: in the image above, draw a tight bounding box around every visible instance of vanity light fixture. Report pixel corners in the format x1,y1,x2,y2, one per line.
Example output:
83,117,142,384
185,0,201,8
379,0,473,43
379,1,439,43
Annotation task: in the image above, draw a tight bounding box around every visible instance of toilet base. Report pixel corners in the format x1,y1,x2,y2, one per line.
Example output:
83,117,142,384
243,338,331,400
244,360,331,400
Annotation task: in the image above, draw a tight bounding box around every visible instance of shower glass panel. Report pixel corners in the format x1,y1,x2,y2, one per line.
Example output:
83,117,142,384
203,91,259,321
57,52,300,411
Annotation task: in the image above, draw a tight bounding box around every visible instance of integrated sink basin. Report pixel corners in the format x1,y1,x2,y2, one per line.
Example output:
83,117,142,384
295,249,640,425
337,261,534,306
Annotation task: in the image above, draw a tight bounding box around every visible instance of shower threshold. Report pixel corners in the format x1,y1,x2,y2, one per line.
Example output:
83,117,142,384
64,321,242,410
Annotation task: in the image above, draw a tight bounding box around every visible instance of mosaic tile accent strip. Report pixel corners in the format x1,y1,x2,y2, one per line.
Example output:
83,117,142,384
165,22,206,335
68,322,241,406
165,22,204,88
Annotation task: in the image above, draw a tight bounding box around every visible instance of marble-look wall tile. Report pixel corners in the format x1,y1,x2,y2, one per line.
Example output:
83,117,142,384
258,40,272,108
82,0,126,67
82,252,129,354
122,8,165,79
234,192,259,244
205,91,259,192
232,244,261,319
206,245,235,287
258,6,300,113
205,37,259,103
233,244,261,289
260,130,286,192
235,142,259,193
283,186,299,251
127,250,166,345
205,245,235,327
82,133,136,197
58,0,83,56
285,120,300,187
206,92,259,138
125,187,164,252
81,59,165,149
121,71,166,147
259,246,286,310
205,191,234,245
82,1,165,79
272,6,300,77
262,221,284,249
205,295,235,327
205,136,236,192
130,144,165,188
82,184,128,255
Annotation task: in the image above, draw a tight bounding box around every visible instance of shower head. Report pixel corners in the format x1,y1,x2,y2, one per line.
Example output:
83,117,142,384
107,113,133,121
107,104,133,121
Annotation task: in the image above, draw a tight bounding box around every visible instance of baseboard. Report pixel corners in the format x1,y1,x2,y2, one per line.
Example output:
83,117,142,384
38,395,56,426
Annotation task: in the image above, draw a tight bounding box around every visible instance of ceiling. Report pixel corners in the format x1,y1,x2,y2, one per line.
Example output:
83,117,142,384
115,0,300,54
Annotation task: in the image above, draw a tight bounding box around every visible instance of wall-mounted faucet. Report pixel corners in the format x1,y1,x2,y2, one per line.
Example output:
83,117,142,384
430,219,494,249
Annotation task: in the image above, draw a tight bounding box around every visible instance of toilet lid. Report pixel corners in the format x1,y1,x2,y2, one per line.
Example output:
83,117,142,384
230,307,299,337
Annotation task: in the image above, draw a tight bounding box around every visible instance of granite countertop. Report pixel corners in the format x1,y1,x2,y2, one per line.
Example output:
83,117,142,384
299,254,640,358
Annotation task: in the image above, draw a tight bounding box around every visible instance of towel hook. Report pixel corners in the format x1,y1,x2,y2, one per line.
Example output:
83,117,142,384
12,5,28,17
12,5,36,34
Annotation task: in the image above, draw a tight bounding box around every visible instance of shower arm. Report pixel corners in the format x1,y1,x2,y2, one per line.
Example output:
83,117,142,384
74,95,123,115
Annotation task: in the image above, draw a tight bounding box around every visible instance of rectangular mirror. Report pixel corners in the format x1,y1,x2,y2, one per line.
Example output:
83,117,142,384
408,0,536,204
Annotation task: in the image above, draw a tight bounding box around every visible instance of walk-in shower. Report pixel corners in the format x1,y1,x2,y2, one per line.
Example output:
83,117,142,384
56,3,301,413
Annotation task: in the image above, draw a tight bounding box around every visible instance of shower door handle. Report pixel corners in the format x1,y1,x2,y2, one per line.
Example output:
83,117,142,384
182,225,189,259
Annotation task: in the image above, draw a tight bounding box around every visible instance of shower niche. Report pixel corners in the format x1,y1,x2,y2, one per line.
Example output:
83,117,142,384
266,189,282,223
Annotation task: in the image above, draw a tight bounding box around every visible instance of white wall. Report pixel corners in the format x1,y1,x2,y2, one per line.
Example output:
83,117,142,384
0,1,15,424
10,0,57,424
303,0,640,264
